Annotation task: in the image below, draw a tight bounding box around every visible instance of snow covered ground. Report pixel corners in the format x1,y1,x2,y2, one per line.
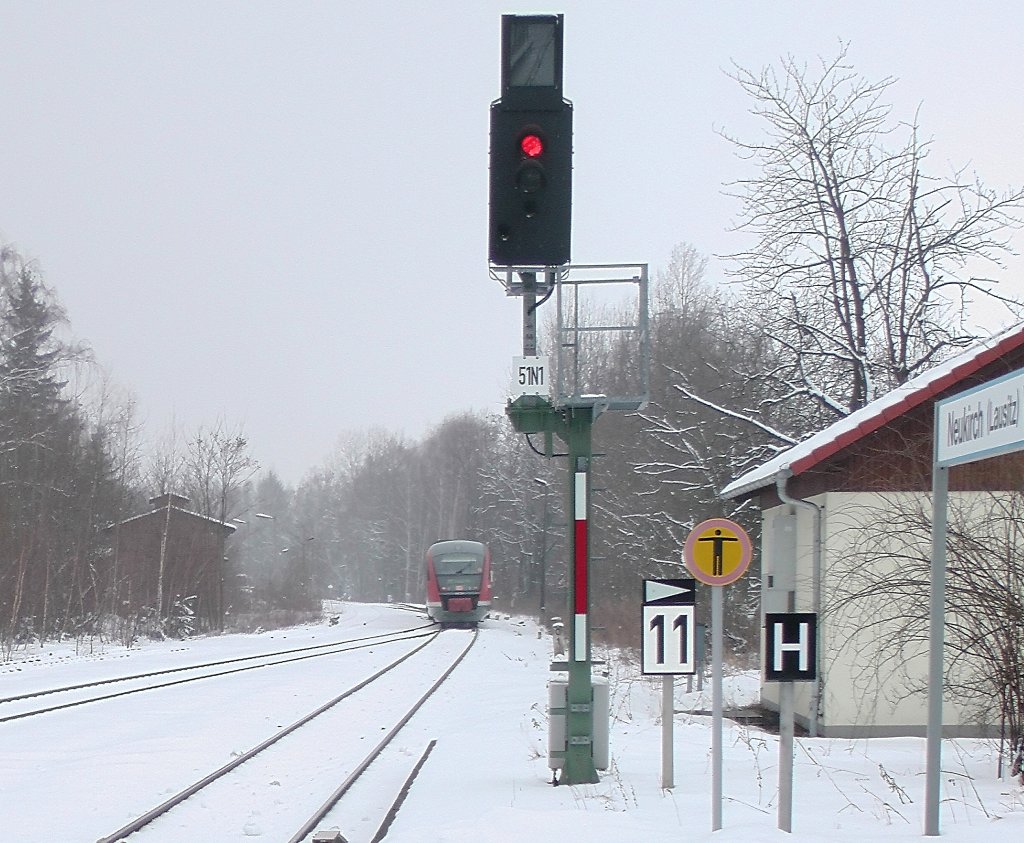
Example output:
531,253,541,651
1,602,1022,842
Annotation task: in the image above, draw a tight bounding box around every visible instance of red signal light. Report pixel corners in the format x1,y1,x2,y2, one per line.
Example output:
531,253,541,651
520,133,544,158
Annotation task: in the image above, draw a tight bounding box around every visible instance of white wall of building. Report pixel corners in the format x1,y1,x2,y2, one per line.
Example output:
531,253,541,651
761,492,1000,738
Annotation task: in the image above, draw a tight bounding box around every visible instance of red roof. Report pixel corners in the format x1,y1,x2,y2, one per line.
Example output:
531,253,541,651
720,323,1024,499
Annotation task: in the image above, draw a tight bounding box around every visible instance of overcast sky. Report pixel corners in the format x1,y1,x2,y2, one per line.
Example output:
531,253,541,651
2,2,1022,484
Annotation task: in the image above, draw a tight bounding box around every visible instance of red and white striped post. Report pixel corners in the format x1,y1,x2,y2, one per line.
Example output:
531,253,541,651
572,469,589,662
559,407,599,785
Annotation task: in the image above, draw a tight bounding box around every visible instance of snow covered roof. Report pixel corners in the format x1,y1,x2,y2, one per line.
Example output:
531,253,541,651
109,503,238,533
720,323,1024,500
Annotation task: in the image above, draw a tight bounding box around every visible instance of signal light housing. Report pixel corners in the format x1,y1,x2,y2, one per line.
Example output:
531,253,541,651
489,104,572,267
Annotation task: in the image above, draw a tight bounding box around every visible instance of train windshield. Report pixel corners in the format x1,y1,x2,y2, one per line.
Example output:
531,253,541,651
434,554,484,576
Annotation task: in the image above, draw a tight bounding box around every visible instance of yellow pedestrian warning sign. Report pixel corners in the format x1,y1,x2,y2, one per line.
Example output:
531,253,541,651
683,518,752,586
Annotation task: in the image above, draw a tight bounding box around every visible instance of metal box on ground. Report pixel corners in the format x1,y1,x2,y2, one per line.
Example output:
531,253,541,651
547,675,609,770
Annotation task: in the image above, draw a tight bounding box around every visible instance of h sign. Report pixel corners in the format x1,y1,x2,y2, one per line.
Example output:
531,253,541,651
764,612,817,682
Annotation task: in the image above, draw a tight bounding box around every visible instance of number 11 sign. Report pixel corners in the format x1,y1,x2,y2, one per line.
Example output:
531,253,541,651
642,578,696,675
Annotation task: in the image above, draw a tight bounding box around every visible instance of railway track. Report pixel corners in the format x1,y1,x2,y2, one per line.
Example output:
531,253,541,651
0,624,436,724
393,602,428,615
96,628,477,842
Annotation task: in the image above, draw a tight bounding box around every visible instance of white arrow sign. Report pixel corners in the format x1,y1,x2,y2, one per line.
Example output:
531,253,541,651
644,580,694,604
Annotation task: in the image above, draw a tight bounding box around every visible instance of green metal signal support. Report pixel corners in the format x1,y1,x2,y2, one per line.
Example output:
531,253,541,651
507,394,600,785
499,263,649,786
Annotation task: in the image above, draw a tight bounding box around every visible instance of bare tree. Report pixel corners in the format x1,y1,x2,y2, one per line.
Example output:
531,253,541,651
183,420,259,524
143,427,185,628
828,489,1024,777
597,244,766,648
722,46,1023,429
181,421,257,627
96,386,145,626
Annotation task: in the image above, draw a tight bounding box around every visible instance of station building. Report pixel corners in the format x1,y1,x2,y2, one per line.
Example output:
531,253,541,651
721,324,1024,737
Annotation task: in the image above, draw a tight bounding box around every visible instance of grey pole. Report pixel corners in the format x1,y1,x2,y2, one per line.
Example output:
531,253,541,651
924,461,949,836
778,681,794,832
711,585,723,831
521,271,537,356
697,623,705,692
662,675,674,788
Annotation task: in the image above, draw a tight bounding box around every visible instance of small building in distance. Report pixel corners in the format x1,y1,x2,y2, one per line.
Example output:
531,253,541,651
106,493,236,632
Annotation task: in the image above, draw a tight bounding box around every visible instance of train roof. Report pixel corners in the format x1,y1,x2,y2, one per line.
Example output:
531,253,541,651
427,539,487,553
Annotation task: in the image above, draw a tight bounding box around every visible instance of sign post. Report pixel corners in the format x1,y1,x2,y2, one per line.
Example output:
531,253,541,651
642,578,696,789
683,518,752,831
765,612,818,832
927,366,1024,835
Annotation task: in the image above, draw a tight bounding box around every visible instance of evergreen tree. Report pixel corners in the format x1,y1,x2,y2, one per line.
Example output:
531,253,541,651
0,263,76,647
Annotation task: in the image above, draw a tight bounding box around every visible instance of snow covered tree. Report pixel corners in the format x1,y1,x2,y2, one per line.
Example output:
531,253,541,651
723,46,1023,433
183,420,258,526
0,252,93,649
589,244,765,650
0,260,69,442
475,420,562,617
230,469,293,613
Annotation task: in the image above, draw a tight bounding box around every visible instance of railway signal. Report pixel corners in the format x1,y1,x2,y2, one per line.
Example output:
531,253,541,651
489,14,572,267
492,14,650,792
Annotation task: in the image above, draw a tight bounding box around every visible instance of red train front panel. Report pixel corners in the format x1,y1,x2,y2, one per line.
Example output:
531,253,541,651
425,540,491,626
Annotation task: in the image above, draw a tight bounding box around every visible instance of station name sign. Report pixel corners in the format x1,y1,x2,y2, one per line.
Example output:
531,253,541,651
935,366,1024,467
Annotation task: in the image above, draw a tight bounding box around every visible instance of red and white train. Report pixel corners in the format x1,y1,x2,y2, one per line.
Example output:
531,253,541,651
425,540,492,627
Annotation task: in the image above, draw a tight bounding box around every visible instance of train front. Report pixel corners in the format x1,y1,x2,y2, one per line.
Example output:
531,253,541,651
425,540,492,627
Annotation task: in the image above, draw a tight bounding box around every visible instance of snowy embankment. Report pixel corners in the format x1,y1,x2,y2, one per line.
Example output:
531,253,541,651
0,603,1021,842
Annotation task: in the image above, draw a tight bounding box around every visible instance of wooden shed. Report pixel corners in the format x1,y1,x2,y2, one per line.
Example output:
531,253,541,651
106,493,236,631
721,324,1024,737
